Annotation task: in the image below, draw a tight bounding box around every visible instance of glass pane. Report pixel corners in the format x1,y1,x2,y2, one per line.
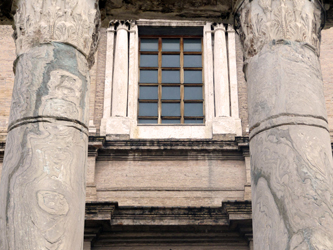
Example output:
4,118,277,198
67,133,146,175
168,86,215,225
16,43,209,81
162,86,180,100
162,70,180,83
162,103,180,116
162,119,181,124
139,86,158,100
184,70,202,83
139,103,158,116
140,70,158,83
138,119,158,124
184,87,202,100
185,119,204,124
184,103,203,116
162,55,180,67
140,55,158,67
184,55,202,67
162,39,180,51
184,38,202,52
140,39,159,51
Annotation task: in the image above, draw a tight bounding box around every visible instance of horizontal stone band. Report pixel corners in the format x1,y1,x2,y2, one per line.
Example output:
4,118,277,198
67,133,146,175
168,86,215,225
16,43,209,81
249,114,329,140
8,116,89,136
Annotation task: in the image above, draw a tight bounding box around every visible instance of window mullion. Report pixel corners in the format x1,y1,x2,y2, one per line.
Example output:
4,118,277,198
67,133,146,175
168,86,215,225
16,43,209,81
158,37,162,124
180,37,184,124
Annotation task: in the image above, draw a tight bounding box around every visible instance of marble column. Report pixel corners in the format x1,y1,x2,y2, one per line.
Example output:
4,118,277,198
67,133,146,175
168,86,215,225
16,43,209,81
235,0,333,249
0,0,100,249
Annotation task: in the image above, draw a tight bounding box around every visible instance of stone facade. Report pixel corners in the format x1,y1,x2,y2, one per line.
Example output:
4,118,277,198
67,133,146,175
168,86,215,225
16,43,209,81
0,0,333,249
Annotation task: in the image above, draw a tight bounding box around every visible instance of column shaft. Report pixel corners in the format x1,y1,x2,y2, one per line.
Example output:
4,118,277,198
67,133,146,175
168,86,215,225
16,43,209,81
235,0,333,249
0,0,100,249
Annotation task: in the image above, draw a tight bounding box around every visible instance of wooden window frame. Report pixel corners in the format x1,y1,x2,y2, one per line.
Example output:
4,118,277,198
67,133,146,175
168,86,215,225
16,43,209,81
138,35,205,124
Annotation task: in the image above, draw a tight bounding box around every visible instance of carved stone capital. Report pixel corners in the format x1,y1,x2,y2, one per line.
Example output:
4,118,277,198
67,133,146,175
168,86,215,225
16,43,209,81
234,0,324,60
109,20,132,31
213,23,226,32
12,0,101,67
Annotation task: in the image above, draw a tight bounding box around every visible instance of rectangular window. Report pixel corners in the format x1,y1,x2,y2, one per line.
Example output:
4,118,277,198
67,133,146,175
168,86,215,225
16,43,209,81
138,35,204,124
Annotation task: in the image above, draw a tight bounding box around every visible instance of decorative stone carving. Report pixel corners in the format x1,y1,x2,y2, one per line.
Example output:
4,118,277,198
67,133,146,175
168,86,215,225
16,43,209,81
235,0,324,60
12,0,101,67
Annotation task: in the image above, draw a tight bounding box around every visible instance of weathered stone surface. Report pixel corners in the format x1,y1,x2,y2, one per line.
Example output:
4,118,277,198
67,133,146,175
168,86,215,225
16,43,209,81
247,42,328,136
12,0,101,67
235,0,323,60
251,125,333,249
235,0,333,249
0,43,89,249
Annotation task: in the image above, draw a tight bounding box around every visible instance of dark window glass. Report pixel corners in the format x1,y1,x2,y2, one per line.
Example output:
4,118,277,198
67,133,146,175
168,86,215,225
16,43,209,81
138,119,158,124
184,70,202,84
162,119,181,124
162,86,180,100
184,86,202,100
140,55,158,67
184,119,204,124
162,55,180,67
140,70,158,83
162,70,180,83
139,103,158,116
162,39,180,51
139,86,158,100
184,103,203,116
184,55,202,67
140,39,159,51
162,103,180,116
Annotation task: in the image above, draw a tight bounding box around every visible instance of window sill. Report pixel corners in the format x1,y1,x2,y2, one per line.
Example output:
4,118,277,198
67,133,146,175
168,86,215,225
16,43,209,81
137,124,206,126
131,124,212,139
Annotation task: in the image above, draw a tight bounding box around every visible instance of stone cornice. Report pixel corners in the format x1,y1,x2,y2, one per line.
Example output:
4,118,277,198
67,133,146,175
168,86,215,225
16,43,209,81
12,0,101,68
234,0,325,60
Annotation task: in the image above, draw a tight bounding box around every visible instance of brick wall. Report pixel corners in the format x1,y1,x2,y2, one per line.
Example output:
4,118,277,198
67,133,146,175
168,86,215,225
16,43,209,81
93,28,107,134
235,34,249,136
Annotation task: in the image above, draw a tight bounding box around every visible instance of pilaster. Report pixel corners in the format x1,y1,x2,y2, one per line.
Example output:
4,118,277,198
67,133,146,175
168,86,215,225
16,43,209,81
101,20,133,139
212,24,242,137
213,23,230,117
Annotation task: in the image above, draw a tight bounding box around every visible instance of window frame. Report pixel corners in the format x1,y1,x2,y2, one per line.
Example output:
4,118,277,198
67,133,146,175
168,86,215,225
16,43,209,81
101,19,242,139
138,35,205,125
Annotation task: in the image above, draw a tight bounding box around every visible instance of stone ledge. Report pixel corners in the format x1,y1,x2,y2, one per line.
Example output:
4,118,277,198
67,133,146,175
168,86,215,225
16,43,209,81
84,201,253,247
85,201,252,226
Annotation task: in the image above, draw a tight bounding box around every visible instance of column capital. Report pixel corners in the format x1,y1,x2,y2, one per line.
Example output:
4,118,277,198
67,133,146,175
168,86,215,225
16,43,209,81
213,23,227,32
109,20,132,31
12,0,101,67
234,0,324,60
